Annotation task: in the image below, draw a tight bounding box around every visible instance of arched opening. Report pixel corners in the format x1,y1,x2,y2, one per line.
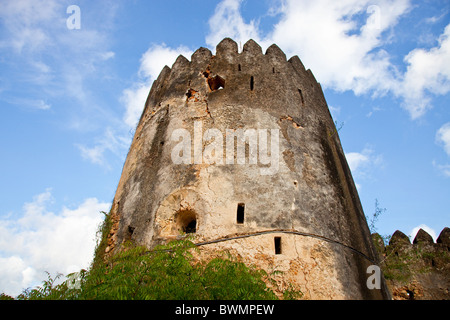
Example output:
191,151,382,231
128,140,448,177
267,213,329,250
175,209,197,234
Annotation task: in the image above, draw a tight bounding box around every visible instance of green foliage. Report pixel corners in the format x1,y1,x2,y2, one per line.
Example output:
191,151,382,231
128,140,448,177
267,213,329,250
3,211,301,300
6,239,295,300
90,210,112,270
0,293,15,300
15,272,74,300
379,240,450,284
200,256,276,300
382,253,413,282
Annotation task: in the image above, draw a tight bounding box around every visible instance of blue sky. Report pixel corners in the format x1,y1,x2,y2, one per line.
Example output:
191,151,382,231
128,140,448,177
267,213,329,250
0,0,449,296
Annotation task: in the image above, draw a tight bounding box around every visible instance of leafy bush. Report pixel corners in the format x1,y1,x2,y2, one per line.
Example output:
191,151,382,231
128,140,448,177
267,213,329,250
3,211,302,300
7,239,296,300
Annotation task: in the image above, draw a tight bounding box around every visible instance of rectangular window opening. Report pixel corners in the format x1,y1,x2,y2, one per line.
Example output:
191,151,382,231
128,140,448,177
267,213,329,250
250,76,254,91
274,237,282,254
237,203,245,224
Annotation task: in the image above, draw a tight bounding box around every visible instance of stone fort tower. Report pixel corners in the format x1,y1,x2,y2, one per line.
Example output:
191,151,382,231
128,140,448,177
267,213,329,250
106,38,391,299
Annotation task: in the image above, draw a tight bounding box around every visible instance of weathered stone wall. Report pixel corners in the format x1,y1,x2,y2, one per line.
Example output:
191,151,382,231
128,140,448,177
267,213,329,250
373,227,449,300
106,38,391,299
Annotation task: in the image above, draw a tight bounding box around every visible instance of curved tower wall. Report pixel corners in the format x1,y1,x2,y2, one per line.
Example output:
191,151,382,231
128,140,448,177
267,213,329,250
106,38,391,299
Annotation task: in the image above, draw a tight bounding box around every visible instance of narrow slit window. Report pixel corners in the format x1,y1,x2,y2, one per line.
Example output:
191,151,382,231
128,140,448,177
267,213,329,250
250,76,254,91
274,237,282,254
238,64,241,71
298,89,304,105
237,203,245,224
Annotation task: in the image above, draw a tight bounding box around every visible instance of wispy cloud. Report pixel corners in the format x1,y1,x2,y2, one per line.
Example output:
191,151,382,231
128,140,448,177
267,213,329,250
346,147,384,189
433,122,450,177
76,127,130,168
425,9,448,24
3,97,51,111
436,122,450,156
0,0,128,168
0,0,62,54
0,0,118,109
432,161,450,177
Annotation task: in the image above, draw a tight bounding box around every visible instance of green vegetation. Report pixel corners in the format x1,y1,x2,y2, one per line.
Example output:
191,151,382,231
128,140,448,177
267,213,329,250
381,242,450,283
1,212,302,300
1,240,289,300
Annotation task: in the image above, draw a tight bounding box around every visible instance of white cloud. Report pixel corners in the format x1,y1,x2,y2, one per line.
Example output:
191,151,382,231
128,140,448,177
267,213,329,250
0,189,110,297
205,0,450,119
425,9,448,24
345,147,383,188
258,0,410,95
346,151,370,173
76,127,130,167
138,44,191,80
409,224,437,242
35,100,51,110
3,97,51,111
433,161,450,177
436,122,450,157
99,51,115,61
366,106,382,118
121,44,193,128
434,123,450,177
122,83,154,130
205,0,262,50
0,256,36,296
77,144,106,166
399,24,450,118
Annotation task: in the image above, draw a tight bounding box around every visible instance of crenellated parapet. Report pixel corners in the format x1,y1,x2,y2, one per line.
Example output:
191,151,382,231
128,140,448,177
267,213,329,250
372,227,450,300
139,38,329,131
